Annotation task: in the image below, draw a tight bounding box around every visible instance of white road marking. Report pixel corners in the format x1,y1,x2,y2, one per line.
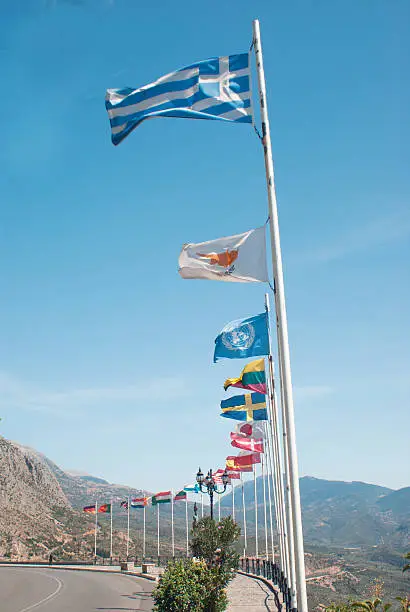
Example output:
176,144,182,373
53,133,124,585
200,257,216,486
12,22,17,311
17,574,63,612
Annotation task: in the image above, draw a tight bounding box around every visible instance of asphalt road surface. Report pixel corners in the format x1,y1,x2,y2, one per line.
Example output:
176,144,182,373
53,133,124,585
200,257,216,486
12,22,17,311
0,567,154,612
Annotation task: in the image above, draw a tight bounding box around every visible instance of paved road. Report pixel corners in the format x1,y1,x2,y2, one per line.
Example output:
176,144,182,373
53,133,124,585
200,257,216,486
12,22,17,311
0,567,154,612
227,572,279,611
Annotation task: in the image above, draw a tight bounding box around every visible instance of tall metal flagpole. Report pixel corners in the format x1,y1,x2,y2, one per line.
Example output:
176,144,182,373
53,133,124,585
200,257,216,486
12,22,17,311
110,499,113,561
264,351,285,569
271,366,292,583
143,504,146,560
253,466,259,558
171,491,175,558
185,496,189,556
276,318,298,604
253,19,308,612
157,505,160,560
94,501,98,560
265,437,275,562
261,454,269,559
265,293,292,585
241,472,247,557
126,496,130,560
232,480,235,521
264,417,281,566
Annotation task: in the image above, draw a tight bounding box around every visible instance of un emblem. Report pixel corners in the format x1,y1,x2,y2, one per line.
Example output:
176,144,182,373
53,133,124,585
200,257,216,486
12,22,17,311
221,321,256,351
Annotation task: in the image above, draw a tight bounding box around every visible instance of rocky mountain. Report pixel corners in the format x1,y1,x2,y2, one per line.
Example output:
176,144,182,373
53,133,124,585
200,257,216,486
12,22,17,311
0,436,84,559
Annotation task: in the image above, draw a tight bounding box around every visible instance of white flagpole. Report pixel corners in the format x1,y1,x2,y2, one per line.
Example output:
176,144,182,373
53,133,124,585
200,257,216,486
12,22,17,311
232,480,235,521
201,491,204,518
241,472,247,557
266,293,295,596
110,499,113,561
94,501,98,560
265,296,291,582
252,19,308,611
264,421,277,563
126,497,130,560
261,454,269,559
218,494,221,521
143,504,146,560
185,496,189,556
157,504,160,560
265,362,285,571
272,380,291,581
171,491,175,558
277,325,298,600
254,466,259,558
264,425,275,562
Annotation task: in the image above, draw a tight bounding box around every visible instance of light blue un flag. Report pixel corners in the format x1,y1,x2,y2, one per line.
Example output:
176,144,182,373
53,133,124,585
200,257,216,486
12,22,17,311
214,312,269,363
105,53,252,145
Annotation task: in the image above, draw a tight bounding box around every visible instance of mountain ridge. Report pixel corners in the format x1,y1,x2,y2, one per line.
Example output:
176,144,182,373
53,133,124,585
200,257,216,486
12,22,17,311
1,436,409,560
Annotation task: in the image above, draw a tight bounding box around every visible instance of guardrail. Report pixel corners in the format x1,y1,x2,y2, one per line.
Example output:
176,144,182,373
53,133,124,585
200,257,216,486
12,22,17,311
240,557,296,612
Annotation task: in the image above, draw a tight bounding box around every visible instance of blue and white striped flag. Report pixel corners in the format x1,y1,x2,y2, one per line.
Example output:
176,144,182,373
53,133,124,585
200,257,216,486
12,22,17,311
105,53,252,145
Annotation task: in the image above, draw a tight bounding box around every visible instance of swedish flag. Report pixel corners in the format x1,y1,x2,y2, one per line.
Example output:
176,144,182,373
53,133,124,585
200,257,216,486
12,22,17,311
220,392,267,421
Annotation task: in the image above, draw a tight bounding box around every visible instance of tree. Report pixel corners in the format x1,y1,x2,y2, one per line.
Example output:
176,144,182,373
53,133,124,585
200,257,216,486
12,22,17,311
403,552,410,573
153,517,241,612
191,516,240,571
191,516,240,611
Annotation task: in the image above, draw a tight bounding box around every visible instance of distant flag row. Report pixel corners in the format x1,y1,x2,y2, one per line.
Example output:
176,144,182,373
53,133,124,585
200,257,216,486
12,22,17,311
82,487,197,514
83,503,111,514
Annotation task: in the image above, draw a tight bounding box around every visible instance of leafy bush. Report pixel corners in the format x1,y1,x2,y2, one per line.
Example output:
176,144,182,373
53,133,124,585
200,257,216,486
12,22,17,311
153,558,226,612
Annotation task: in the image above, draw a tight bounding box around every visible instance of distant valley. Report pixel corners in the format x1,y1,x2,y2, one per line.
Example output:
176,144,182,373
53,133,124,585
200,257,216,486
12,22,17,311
0,435,408,608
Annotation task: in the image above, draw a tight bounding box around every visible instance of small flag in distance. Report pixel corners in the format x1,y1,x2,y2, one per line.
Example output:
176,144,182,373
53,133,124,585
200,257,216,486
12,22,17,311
152,491,172,505
226,452,260,471
131,497,149,508
235,421,266,438
230,431,264,453
184,484,200,493
174,490,187,501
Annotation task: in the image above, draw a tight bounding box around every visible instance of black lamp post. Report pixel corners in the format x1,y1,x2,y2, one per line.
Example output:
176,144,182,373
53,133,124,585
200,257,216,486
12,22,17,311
196,467,229,520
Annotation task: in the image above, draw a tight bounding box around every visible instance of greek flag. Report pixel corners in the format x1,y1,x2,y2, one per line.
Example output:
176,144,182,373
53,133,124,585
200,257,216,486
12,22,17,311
105,53,252,145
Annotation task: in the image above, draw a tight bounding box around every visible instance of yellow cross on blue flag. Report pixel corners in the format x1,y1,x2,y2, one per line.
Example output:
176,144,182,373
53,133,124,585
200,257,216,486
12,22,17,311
214,312,269,362
220,392,268,421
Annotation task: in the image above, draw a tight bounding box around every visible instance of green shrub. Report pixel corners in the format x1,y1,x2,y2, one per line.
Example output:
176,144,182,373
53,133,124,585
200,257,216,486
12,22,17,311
153,559,223,612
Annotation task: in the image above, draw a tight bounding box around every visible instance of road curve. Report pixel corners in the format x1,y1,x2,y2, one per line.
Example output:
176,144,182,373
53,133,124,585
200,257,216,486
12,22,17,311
0,567,154,612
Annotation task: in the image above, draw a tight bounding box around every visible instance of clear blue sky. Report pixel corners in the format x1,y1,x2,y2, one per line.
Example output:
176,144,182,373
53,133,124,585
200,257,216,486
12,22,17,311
1,0,409,493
